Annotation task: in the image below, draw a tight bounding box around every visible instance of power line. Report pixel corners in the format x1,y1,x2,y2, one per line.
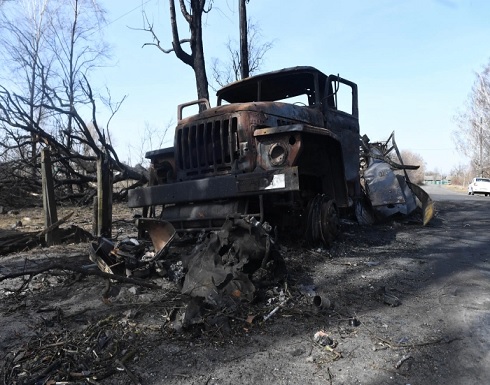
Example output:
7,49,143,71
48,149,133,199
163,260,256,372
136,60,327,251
409,148,456,151
86,0,156,38
105,0,155,29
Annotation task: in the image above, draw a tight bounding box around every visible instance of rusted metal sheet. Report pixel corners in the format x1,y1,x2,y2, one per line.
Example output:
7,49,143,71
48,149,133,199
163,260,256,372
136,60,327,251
136,218,176,258
406,181,434,226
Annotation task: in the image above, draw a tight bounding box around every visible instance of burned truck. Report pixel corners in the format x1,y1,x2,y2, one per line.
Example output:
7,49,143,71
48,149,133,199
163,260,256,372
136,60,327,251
128,66,431,246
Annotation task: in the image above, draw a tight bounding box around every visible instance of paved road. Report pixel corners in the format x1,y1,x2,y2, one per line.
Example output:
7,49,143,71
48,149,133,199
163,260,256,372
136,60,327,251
423,183,489,201
413,184,490,384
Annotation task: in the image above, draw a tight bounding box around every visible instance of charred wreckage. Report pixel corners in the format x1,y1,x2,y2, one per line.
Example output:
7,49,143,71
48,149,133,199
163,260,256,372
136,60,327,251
127,66,433,239
91,67,433,319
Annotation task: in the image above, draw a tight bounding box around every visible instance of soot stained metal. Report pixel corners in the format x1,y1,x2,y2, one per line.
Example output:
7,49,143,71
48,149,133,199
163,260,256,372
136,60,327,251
128,66,433,247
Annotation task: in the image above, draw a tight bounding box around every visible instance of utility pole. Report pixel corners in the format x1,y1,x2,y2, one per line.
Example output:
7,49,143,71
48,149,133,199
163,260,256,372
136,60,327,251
239,0,249,79
480,117,483,177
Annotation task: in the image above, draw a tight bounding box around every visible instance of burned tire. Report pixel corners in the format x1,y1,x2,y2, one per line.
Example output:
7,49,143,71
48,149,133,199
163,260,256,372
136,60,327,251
305,194,340,247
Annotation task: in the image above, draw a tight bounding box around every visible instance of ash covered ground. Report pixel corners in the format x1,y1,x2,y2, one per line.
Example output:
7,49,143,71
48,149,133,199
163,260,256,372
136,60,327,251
1,187,489,385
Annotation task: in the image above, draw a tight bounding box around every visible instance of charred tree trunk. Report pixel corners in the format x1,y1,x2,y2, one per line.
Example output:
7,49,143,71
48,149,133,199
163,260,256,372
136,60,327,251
41,148,60,245
96,152,113,238
168,0,209,101
239,0,249,79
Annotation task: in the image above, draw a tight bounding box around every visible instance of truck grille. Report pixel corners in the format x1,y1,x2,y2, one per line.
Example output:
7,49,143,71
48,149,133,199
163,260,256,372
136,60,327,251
176,117,238,177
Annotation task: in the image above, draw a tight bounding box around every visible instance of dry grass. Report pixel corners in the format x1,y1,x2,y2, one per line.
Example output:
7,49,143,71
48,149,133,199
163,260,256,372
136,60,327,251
441,184,466,193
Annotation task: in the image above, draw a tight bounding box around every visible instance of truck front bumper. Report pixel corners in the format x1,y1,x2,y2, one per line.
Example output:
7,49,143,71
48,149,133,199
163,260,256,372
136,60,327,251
128,167,300,208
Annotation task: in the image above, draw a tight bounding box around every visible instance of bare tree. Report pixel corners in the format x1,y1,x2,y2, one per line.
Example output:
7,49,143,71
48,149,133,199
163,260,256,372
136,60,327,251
0,0,53,177
140,0,212,101
128,120,173,168
398,150,426,185
47,0,110,152
212,16,273,89
449,163,472,187
0,0,146,204
453,62,490,177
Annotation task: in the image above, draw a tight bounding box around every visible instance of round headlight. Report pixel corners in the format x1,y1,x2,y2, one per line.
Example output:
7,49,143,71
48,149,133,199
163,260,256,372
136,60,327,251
269,143,288,166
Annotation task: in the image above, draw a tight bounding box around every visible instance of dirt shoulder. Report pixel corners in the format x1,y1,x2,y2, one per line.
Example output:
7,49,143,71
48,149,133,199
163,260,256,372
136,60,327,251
1,193,489,385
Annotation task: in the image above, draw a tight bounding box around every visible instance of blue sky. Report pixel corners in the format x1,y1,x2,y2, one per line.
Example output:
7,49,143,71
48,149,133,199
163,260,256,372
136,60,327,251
95,0,490,174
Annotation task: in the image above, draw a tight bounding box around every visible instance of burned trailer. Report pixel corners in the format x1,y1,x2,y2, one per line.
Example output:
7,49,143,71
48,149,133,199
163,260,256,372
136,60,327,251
128,67,362,246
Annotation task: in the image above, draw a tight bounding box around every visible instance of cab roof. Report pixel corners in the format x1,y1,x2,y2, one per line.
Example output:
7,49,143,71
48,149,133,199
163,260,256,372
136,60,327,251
216,66,328,105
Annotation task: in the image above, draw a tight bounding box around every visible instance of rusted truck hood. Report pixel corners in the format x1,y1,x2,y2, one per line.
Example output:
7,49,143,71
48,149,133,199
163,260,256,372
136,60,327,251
178,102,324,128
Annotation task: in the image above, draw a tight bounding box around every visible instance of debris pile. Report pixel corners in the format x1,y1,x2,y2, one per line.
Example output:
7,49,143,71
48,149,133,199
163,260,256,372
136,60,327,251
90,216,287,329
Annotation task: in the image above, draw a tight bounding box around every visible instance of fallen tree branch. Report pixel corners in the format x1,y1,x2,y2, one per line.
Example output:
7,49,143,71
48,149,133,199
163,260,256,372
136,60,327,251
0,262,161,289
93,349,138,381
36,211,75,237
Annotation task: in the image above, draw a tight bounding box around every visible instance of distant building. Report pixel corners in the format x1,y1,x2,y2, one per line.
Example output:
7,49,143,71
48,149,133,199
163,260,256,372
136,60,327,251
424,174,451,185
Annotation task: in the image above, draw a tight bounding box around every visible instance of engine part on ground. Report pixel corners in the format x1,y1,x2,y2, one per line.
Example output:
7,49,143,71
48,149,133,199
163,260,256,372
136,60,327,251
180,216,286,308
88,216,285,313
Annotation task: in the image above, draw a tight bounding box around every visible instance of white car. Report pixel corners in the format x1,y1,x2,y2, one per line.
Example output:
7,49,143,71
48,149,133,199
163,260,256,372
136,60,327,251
468,177,490,196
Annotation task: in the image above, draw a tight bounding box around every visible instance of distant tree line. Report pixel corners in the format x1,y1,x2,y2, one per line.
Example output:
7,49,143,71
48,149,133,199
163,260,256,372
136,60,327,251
453,60,490,180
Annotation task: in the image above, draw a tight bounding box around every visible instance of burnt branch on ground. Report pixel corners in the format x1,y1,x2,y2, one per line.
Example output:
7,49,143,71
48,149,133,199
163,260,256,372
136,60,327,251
0,261,161,290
